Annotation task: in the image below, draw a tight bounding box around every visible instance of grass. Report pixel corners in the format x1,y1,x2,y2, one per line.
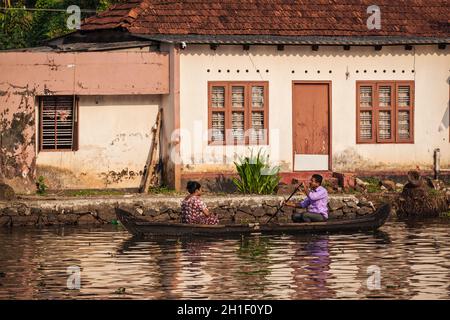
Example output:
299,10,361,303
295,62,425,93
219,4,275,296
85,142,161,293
63,189,125,197
363,177,381,193
439,211,450,218
427,188,440,196
148,186,181,195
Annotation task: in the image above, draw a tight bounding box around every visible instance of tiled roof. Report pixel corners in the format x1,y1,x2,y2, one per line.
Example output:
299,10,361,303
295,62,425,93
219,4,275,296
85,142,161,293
82,0,450,39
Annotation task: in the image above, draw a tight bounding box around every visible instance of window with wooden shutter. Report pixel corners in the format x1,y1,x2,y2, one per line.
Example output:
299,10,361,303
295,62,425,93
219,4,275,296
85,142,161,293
40,96,78,151
211,112,225,143
208,82,268,145
212,86,225,108
359,111,373,140
357,85,375,142
357,81,414,144
210,85,226,143
396,84,414,142
249,85,267,144
378,111,392,140
376,84,395,142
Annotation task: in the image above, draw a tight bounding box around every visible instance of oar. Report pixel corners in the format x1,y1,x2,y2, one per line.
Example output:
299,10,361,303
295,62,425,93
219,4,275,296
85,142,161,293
266,183,303,224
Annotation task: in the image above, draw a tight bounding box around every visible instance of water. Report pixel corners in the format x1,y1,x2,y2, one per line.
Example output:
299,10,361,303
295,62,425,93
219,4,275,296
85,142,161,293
0,219,449,299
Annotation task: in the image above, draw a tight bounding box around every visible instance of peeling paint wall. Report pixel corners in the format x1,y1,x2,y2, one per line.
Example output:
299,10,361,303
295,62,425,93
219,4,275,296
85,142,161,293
0,51,169,193
180,45,450,173
36,95,160,189
0,86,36,193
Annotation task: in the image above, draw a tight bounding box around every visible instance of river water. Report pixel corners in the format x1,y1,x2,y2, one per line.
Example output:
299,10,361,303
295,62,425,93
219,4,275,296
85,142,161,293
0,219,449,300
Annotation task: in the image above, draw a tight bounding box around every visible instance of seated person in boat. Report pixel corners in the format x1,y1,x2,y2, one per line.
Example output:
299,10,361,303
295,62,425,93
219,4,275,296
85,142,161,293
285,174,329,223
181,181,219,225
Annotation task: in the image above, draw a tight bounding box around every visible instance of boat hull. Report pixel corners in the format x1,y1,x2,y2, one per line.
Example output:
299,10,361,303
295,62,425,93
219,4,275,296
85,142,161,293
115,203,391,237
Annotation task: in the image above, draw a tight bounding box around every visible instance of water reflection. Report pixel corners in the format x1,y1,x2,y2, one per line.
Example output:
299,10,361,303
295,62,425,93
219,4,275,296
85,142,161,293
0,219,449,299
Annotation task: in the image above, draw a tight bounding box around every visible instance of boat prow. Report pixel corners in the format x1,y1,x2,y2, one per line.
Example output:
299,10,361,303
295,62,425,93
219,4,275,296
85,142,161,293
115,203,391,237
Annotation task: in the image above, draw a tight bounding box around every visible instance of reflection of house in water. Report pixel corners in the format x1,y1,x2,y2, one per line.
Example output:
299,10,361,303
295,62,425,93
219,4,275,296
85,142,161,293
402,223,450,299
264,237,297,299
0,231,38,299
118,238,184,299
174,237,273,299
288,236,336,299
326,235,364,298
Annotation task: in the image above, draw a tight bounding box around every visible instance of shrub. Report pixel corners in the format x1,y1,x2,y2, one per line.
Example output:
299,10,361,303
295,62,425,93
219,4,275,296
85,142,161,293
232,150,280,194
36,176,48,195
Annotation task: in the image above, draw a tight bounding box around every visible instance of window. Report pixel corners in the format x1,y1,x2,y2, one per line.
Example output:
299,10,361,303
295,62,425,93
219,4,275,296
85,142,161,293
39,96,78,151
356,81,414,143
208,82,268,145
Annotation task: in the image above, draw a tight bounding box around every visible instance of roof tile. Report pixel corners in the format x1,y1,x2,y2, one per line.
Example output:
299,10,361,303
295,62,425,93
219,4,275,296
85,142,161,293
81,0,450,38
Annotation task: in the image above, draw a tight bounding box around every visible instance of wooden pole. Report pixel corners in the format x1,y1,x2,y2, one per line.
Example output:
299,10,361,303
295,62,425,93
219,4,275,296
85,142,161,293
434,148,440,180
140,109,162,193
266,183,303,224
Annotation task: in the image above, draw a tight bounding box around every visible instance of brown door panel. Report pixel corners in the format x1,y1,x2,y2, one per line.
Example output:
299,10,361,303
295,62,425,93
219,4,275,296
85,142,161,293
293,83,329,155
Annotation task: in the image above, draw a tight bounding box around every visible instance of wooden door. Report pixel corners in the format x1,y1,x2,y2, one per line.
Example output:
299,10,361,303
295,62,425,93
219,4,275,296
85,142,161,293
292,82,331,171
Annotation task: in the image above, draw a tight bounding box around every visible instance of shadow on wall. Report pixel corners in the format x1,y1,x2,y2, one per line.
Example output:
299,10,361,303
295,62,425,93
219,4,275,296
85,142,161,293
36,165,85,190
439,77,450,133
332,148,434,172
333,148,379,171
440,105,449,132
36,165,144,190
181,174,237,193
185,44,448,59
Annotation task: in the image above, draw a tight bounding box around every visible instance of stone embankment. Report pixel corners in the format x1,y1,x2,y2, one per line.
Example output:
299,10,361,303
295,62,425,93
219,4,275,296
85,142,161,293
0,194,377,227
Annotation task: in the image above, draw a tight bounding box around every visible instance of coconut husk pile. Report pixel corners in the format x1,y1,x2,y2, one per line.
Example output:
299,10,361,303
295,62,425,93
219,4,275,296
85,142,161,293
396,171,448,218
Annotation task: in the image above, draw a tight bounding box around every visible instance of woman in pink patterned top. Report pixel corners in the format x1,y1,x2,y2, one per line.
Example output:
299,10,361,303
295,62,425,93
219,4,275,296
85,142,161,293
181,181,219,225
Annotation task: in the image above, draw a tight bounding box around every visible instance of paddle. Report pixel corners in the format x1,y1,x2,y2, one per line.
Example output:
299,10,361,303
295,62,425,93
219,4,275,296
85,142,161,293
266,183,303,224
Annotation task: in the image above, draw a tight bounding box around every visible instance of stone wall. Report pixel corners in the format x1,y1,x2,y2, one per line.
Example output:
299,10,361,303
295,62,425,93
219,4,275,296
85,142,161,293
0,194,376,227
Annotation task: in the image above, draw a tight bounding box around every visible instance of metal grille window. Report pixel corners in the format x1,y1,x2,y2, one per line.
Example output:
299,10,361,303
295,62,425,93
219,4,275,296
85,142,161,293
40,96,78,151
357,82,414,143
208,82,268,145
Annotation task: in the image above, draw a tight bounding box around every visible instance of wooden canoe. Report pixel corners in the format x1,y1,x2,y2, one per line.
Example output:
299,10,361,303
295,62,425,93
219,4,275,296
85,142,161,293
115,203,391,237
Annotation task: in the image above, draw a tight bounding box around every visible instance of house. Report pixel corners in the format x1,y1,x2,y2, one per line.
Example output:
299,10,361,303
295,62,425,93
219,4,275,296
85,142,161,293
1,0,449,193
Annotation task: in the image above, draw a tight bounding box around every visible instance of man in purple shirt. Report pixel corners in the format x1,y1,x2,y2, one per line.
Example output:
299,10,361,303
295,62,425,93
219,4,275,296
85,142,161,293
286,174,329,223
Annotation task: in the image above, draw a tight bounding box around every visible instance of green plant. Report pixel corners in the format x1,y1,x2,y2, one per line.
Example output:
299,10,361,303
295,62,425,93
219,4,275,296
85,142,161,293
232,150,280,194
427,188,440,196
364,177,381,193
36,176,48,195
438,211,450,218
66,189,124,197
148,185,178,194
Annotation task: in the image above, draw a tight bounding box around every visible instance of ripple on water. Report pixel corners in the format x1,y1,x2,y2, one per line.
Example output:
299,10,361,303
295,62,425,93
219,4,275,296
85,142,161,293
0,220,449,299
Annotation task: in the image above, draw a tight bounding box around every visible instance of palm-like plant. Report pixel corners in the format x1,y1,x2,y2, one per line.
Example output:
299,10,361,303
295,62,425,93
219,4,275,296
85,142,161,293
232,149,280,194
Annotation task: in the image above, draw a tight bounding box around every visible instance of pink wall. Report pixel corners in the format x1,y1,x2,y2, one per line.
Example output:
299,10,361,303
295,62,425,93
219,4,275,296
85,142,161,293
0,51,169,193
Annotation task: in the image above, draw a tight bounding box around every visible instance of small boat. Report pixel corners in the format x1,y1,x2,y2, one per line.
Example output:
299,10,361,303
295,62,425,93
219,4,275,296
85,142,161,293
115,203,391,237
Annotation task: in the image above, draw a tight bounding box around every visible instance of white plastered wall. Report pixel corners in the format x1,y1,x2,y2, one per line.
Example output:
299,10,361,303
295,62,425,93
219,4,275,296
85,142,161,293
36,95,161,189
180,44,449,173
